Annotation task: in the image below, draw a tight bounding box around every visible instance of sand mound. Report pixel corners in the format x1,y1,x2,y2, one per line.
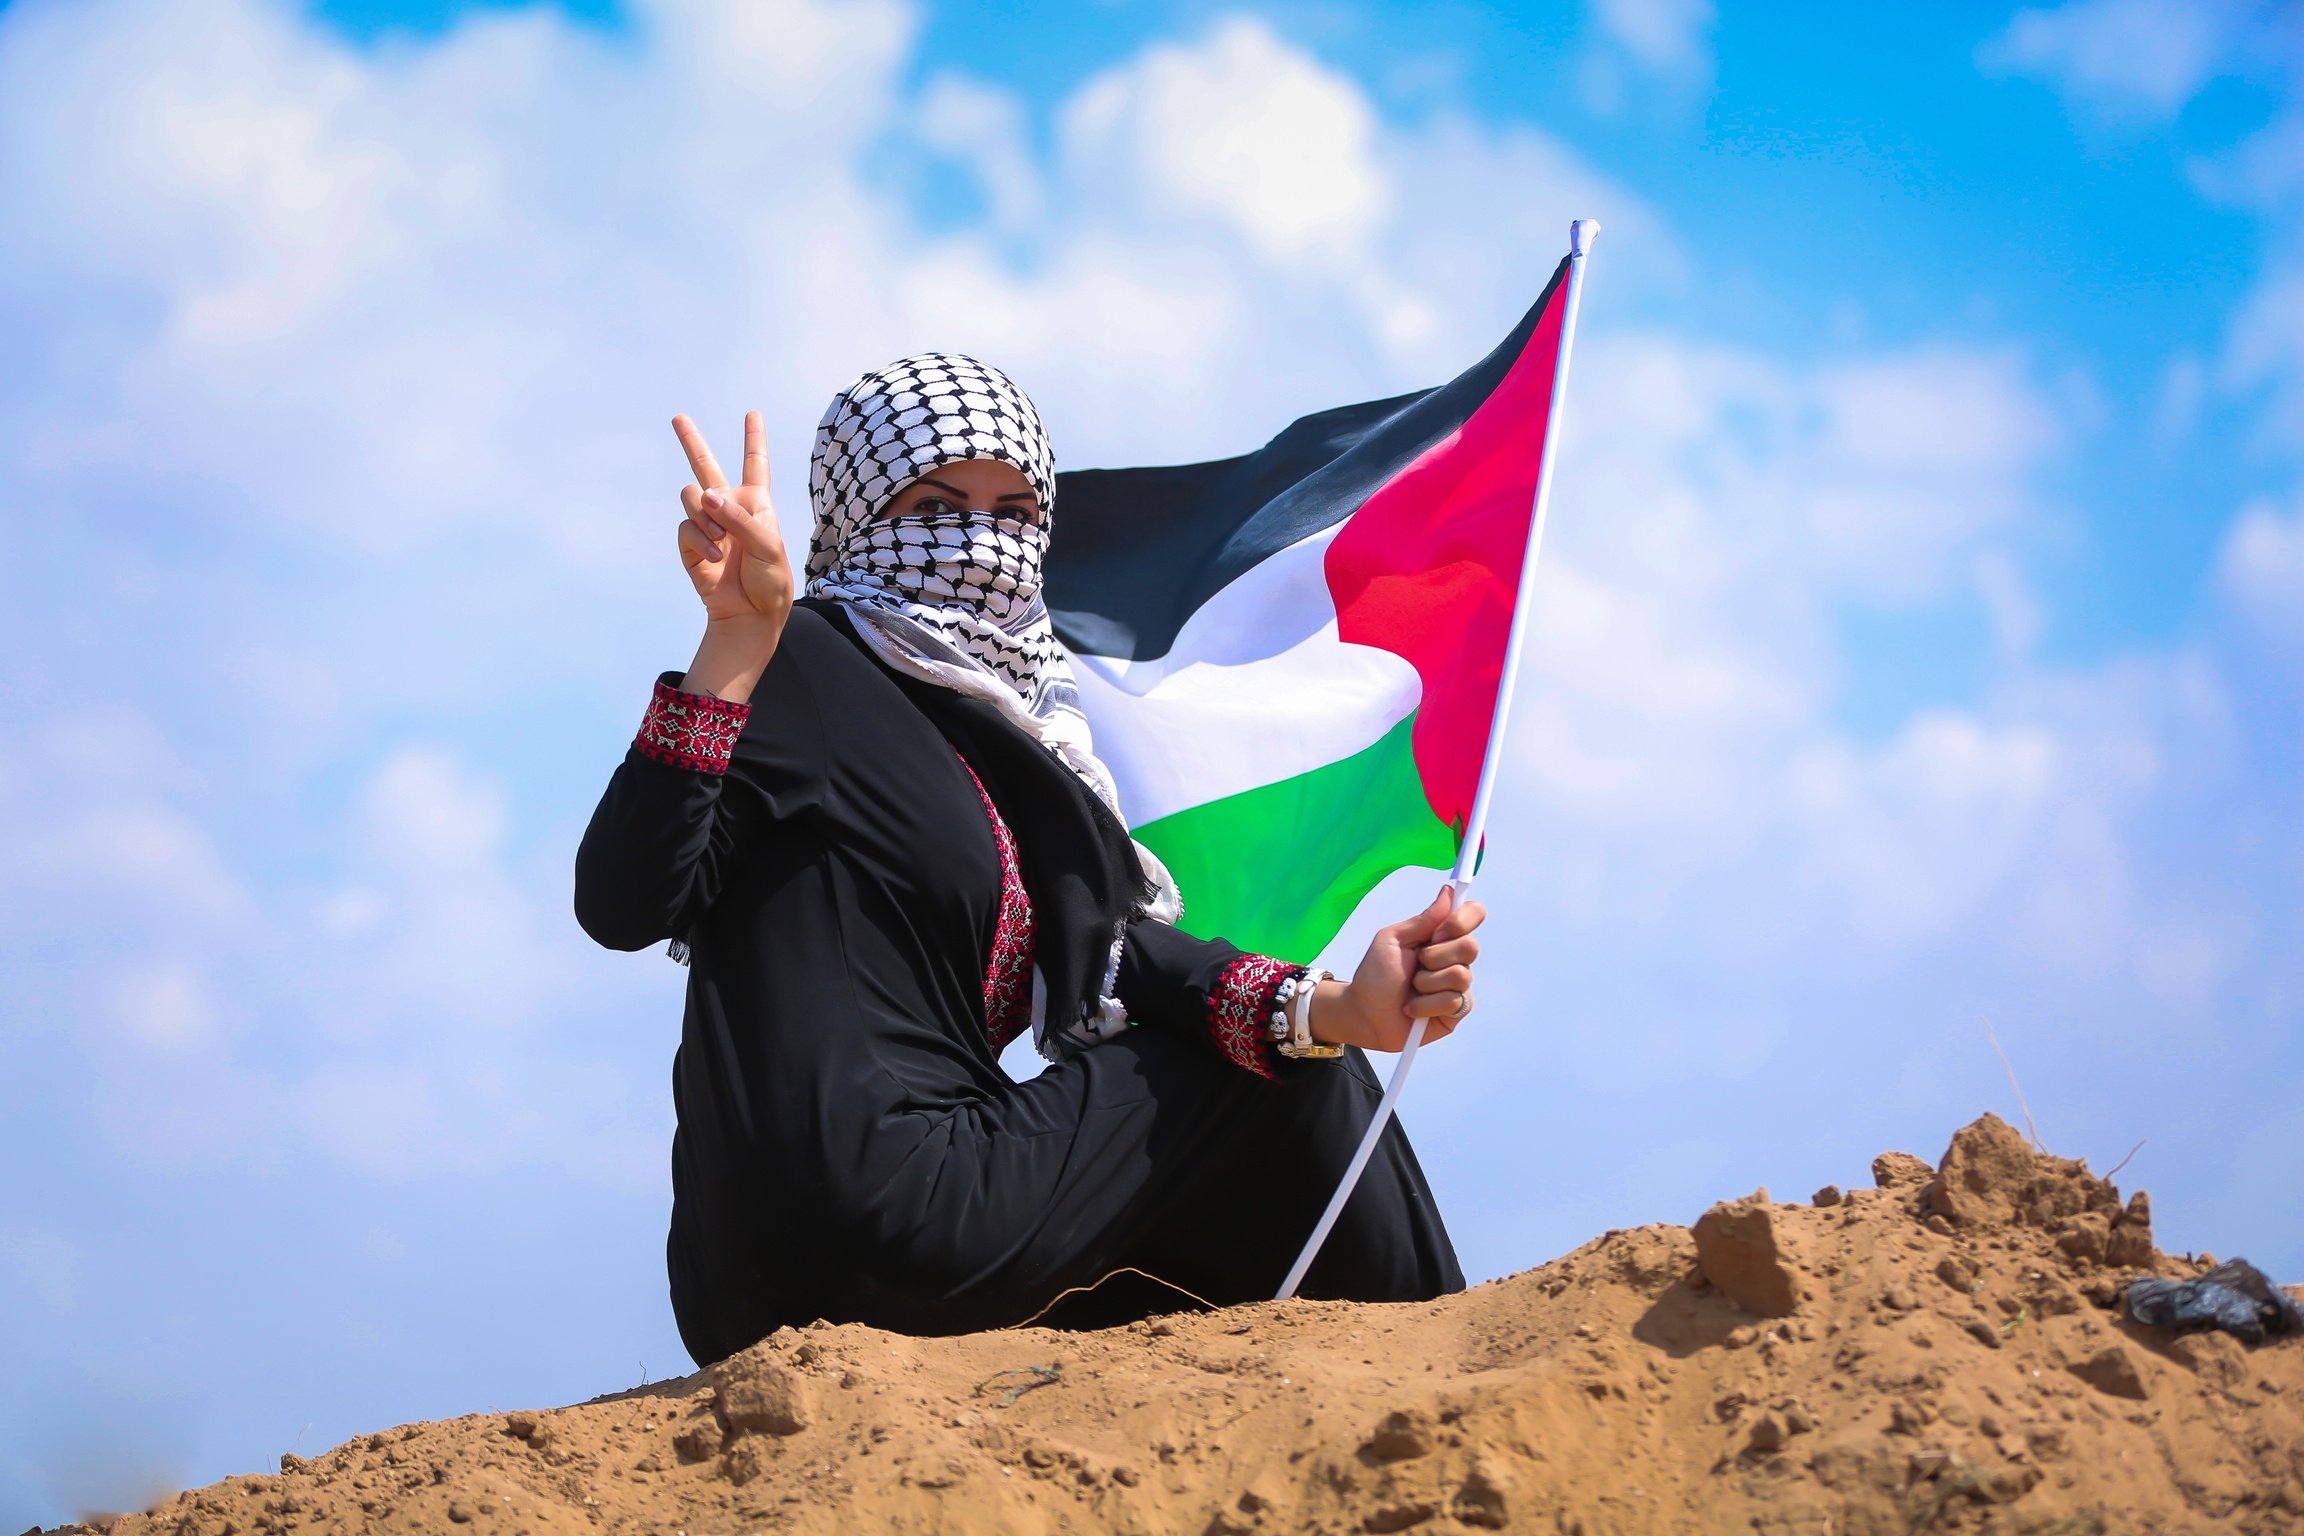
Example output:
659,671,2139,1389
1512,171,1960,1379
48,1115,2304,1536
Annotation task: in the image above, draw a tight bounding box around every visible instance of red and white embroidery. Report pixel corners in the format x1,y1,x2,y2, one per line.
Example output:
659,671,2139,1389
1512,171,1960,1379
636,677,748,773
1209,952,1296,1080
957,755,1037,1051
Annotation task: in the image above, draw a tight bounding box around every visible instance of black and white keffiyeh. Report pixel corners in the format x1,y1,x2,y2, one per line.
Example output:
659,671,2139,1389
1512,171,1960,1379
804,352,1180,1056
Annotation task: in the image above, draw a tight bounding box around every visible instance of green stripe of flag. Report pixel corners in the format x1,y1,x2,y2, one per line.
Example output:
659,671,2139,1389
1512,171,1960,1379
1133,713,1456,960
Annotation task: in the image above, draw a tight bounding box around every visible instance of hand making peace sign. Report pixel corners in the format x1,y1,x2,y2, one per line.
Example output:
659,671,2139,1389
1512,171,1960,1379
673,410,794,630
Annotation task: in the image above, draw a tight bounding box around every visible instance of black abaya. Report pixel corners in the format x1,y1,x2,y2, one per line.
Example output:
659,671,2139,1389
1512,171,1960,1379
575,600,1461,1364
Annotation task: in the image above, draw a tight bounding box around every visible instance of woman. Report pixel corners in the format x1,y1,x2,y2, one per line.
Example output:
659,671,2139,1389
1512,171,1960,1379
576,354,1480,1365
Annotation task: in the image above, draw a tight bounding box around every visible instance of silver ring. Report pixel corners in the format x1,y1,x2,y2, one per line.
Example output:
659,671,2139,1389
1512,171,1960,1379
1451,993,1471,1019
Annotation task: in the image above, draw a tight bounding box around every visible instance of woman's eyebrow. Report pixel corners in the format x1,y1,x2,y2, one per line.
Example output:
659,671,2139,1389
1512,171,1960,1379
906,477,1037,505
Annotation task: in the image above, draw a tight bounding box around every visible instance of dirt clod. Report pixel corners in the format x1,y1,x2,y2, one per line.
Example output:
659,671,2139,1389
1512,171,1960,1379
1935,1255,1978,1293
1452,1463,1510,1529
1745,1411,1787,1453
722,1436,773,1486
2070,1344,2150,1400
1363,1409,1432,1461
2106,1190,2156,1270
1872,1151,1933,1188
672,1422,723,1463
712,1353,812,1437
1362,1500,1437,1533
1692,1189,1799,1317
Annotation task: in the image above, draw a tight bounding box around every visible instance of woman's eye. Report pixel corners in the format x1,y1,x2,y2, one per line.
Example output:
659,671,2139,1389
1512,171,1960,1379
911,496,951,516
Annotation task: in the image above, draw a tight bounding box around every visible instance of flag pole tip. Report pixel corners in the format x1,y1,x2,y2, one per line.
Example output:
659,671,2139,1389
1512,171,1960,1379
1570,218,1600,257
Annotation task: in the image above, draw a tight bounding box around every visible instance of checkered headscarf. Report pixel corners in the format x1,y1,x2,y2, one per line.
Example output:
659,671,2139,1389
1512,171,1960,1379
803,352,1112,792
804,354,1181,1054
806,352,1054,565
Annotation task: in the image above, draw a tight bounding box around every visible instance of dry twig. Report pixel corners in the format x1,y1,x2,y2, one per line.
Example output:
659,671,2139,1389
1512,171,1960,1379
1981,1015,2046,1152
973,1364,1063,1406
1003,1265,1219,1330
2105,1137,2147,1181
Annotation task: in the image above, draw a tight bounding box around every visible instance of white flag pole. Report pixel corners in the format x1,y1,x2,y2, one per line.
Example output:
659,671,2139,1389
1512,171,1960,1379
1276,218,1600,1301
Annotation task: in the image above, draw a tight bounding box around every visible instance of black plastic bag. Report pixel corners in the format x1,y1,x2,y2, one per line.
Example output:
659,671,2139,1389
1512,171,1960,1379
2126,1259,2304,1346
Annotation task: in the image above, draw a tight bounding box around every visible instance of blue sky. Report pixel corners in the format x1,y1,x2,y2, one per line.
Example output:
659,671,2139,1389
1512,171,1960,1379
3,0,2300,1526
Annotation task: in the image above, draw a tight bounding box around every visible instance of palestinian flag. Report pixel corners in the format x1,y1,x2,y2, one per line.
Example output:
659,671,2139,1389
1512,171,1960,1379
1048,253,1580,961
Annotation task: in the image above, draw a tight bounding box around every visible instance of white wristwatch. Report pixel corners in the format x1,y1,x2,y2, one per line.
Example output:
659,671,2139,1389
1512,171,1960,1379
1277,967,1343,1060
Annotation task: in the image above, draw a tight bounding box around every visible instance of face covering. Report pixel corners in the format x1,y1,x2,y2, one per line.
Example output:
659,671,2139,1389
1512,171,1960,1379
810,504,1064,715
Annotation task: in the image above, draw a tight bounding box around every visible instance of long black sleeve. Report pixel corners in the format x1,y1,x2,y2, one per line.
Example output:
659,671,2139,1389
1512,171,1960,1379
574,638,831,953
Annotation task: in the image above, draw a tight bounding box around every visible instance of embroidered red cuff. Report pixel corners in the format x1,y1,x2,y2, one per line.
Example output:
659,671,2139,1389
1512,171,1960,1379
1208,952,1297,1080
635,674,748,774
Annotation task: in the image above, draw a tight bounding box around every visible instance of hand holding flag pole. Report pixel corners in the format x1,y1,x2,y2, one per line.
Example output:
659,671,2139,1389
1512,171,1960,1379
1275,218,1601,1301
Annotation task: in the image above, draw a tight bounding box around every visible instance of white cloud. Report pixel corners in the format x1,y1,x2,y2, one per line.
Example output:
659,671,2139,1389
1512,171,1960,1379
1982,0,2248,117
0,708,253,955
1060,16,1389,265
106,963,219,1051
1556,332,2060,617
1579,0,1713,112
288,1063,455,1180
1490,329,2104,954
1785,713,2061,947
2218,495,2304,645
1990,2,2304,443
915,71,1044,234
0,700,656,1182
2219,258,2304,441
1973,548,2045,660
2150,352,2206,449
1591,0,1715,78
1801,347,2062,596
